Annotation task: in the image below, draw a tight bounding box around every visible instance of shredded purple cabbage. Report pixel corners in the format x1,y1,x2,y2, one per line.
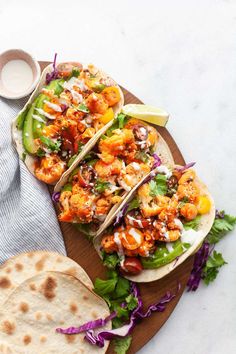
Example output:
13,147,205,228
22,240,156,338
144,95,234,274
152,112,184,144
187,242,212,291
56,312,116,335
215,210,225,219
52,192,60,203
84,282,180,347
152,153,161,169
113,203,128,227
175,162,196,172
46,53,59,84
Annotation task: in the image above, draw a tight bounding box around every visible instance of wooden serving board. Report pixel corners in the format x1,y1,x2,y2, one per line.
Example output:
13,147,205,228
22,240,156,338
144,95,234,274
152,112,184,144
40,61,194,354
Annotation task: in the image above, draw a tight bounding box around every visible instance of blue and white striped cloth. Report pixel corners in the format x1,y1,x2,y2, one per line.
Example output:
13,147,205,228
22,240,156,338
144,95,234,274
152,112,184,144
0,97,66,263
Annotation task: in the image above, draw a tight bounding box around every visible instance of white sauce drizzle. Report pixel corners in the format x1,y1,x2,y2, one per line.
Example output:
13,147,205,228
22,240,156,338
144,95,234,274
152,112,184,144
174,218,184,230
114,232,124,257
43,100,62,112
166,243,174,253
128,228,142,244
181,229,203,246
130,162,141,171
32,114,45,123
35,108,56,120
155,165,172,178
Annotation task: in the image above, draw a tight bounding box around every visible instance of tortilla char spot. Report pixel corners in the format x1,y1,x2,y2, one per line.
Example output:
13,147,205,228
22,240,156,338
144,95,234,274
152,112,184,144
19,302,29,313
56,257,63,263
65,267,77,277
82,295,88,301
40,336,47,343
27,252,35,258
66,335,76,344
5,267,12,274
35,255,48,271
41,276,57,301
46,314,53,321
70,302,78,314
1,321,16,335
15,263,23,272
0,277,11,289
92,311,98,319
29,283,36,291
35,312,42,320
23,335,31,345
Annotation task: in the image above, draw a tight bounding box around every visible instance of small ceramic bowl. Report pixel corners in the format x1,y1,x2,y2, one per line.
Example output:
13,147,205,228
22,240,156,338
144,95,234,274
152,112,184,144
0,49,41,99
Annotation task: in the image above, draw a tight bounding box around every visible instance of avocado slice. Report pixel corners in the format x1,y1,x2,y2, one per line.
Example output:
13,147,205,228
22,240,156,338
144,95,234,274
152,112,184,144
16,105,30,130
32,79,65,138
24,79,65,155
23,102,38,154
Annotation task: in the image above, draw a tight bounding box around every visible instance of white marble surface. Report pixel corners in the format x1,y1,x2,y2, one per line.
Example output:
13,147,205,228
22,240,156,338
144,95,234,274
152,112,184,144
1,0,236,353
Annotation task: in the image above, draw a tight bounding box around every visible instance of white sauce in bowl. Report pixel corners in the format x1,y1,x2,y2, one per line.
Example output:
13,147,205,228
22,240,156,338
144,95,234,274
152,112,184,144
1,60,33,94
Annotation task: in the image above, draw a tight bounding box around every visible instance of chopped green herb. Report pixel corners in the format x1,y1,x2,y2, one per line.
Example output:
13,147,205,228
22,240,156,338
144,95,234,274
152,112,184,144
77,103,90,113
149,174,167,197
39,136,61,152
125,294,138,311
114,277,130,299
203,251,227,285
94,277,118,297
102,253,120,269
206,213,236,244
127,197,140,212
95,179,110,193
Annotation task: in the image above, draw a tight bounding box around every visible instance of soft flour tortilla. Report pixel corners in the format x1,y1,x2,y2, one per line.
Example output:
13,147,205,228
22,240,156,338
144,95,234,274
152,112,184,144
0,271,110,354
0,251,93,306
94,170,215,283
12,63,124,185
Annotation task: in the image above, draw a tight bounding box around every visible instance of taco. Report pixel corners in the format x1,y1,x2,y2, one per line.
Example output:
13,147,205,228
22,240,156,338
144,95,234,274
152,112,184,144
0,271,110,353
12,60,124,185
54,115,174,237
94,165,215,282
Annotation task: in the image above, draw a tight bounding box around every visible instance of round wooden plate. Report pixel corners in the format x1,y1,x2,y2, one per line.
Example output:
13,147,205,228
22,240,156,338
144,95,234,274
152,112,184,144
40,61,194,354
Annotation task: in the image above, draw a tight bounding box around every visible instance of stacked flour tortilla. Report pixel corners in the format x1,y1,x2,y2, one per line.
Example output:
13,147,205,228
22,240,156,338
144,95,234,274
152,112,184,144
0,251,110,353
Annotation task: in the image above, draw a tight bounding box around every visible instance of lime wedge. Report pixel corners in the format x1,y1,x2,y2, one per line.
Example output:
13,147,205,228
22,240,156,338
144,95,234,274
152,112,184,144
122,104,169,127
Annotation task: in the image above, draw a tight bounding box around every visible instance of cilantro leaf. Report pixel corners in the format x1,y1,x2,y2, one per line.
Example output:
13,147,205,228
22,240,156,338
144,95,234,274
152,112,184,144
203,251,227,285
125,294,138,311
127,197,140,212
94,277,117,297
114,277,130,299
71,68,80,77
36,148,46,157
206,213,236,244
183,215,201,231
149,174,167,197
114,336,132,354
94,179,110,193
103,253,120,269
76,103,90,113
39,136,61,152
